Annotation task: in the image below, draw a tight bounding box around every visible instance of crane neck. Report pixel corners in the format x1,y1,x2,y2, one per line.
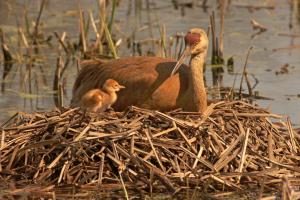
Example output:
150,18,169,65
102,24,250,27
188,52,208,113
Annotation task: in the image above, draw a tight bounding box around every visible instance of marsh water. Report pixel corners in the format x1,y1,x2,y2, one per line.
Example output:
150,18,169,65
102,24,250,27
0,0,300,125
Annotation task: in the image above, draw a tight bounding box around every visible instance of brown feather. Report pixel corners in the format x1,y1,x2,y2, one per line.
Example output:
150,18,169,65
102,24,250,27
72,56,190,111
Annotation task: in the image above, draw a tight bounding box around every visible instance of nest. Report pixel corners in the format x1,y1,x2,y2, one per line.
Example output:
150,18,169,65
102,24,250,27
0,101,300,199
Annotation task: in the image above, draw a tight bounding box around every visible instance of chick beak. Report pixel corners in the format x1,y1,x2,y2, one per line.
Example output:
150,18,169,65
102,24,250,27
119,85,125,89
170,46,191,76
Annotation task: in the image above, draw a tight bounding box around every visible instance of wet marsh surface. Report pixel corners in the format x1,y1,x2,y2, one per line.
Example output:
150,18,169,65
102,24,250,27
0,0,299,123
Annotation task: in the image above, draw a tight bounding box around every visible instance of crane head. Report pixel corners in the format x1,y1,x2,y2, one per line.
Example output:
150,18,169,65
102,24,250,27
103,79,125,92
171,28,208,76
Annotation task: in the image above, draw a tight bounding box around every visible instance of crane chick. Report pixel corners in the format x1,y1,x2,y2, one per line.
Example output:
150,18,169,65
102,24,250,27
79,79,125,112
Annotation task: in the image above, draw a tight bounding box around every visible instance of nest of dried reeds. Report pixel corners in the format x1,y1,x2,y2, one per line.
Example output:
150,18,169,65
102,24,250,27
0,100,299,199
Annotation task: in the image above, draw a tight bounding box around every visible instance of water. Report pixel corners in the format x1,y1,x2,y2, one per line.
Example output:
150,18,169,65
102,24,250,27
0,0,299,124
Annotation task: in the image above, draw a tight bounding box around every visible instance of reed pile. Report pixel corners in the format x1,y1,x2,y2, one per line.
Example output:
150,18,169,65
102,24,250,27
0,100,300,199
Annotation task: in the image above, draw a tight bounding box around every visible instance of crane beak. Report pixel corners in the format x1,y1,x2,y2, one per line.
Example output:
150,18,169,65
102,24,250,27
119,85,125,89
170,46,191,76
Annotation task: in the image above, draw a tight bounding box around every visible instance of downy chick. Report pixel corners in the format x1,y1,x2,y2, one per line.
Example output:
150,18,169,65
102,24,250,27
80,79,125,112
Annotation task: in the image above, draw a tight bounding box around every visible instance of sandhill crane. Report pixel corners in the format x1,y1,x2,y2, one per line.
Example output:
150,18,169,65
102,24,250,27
72,28,208,113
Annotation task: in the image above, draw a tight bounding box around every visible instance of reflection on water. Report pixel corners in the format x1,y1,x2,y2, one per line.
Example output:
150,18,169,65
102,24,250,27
0,0,300,124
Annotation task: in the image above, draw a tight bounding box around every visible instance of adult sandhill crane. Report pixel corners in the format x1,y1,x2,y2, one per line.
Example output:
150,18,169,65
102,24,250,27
71,28,208,113
79,79,125,112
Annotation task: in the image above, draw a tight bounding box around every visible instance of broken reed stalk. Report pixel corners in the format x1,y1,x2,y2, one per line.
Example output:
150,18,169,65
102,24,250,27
89,10,103,53
53,31,71,79
108,0,117,32
244,66,253,97
18,27,34,95
210,10,225,64
237,128,250,182
173,32,184,59
54,32,69,55
145,0,155,50
210,12,217,60
119,171,129,200
227,72,239,100
78,5,87,54
219,0,227,57
59,56,70,79
24,7,31,36
19,28,31,57
159,24,167,57
239,46,253,99
53,56,63,107
167,36,174,59
97,0,106,41
59,84,64,107
0,29,13,63
286,117,298,154
18,28,32,68
33,0,46,42
101,17,118,59
144,128,166,172
210,11,225,88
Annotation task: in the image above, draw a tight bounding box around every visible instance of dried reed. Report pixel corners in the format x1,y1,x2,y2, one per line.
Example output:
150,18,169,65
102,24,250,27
0,101,299,199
